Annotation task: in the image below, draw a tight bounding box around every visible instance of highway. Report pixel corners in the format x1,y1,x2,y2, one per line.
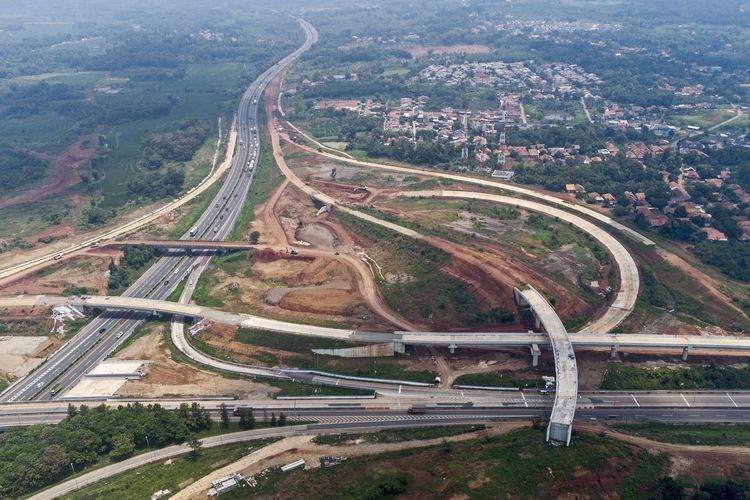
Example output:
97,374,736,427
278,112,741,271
0,18,319,404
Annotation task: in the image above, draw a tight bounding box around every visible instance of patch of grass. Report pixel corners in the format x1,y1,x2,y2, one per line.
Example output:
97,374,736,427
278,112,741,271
108,321,161,357
191,272,224,308
453,372,545,389
65,439,277,500
336,211,502,328
284,354,436,384
265,379,374,397
168,181,222,239
614,422,750,446
166,276,187,302
312,425,485,446
601,364,750,390
235,328,358,353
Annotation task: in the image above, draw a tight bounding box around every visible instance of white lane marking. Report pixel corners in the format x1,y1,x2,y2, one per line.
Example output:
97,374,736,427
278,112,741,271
630,394,640,407
521,392,528,408
681,394,690,407
727,392,738,408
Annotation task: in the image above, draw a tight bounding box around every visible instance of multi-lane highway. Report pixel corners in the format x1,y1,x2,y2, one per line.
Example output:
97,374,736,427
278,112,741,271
0,18,319,403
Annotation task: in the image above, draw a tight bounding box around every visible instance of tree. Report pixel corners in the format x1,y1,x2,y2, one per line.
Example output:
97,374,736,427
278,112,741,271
278,413,286,426
109,433,135,461
249,231,260,244
187,435,202,459
67,404,78,419
330,168,337,180
270,412,277,426
219,403,230,429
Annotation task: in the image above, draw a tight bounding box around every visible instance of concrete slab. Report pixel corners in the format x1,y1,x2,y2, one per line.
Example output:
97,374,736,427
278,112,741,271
64,378,129,399
0,336,49,379
88,360,146,376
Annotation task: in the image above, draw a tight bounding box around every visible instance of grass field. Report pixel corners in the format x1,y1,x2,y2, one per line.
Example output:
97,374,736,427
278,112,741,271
666,107,737,129
312,425,485,445
600,363,750,390
453,372,545,388
614,422,750,446
242,427,669,499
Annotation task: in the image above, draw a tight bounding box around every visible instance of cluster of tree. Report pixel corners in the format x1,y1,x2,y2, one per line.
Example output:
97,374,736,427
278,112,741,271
692,240,750,283
0,402,212,497
292,106,381,142
513,155,667,197
79,204,116,228
349,135,459,166
0,81,82,119
107,244,160,292
0,147,49,195
100,94,177,125
126,166,185,200
655,476,750,500
139,121,210,169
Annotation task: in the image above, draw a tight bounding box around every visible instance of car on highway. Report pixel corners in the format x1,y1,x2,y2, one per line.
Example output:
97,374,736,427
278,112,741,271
99,327,106,334
116,332,124,339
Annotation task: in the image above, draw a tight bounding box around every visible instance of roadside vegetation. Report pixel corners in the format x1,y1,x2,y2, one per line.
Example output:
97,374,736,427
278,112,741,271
601,364,750,390
106,244,161,295
614,423,750,446
453,372,545,389
0,402,213,498
312,425,485,446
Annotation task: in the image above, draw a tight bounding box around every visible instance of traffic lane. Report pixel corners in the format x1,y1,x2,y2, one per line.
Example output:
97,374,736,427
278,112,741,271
583,391,748,408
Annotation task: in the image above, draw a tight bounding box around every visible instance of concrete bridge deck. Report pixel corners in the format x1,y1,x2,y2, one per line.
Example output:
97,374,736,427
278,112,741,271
513,285,577,446
6,295,750,354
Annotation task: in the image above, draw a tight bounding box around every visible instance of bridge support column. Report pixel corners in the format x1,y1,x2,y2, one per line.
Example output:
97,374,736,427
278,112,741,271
448,343,457,354
530,343,540,367
393,341,405,354
610,344,619,358
534,314,541,330
682,346,690,361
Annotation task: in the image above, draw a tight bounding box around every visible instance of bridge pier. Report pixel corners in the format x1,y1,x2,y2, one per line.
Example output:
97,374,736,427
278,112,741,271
682,346,690,361
610,344,619,358
530,343,540,367
448,343,457,354
393,341,405,354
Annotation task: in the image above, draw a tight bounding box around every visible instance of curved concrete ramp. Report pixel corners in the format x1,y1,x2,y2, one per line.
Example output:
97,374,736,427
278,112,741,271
514,285,577,446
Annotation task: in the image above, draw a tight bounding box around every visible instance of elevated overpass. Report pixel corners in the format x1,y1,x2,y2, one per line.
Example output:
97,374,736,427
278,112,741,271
7,295,750,355
513,285,577,446
105,240,257,251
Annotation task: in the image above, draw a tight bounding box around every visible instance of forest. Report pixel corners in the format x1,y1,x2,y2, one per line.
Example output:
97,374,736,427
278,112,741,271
0,147,49,195
0,402,212,497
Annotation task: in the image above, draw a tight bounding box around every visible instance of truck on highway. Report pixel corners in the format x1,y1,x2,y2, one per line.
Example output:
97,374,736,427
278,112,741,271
232,405,253,416
189,226,198,237
407,405,426,414
50,383,63,396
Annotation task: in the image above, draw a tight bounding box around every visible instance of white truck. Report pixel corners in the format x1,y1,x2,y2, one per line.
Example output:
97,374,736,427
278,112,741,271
189,226,198,237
